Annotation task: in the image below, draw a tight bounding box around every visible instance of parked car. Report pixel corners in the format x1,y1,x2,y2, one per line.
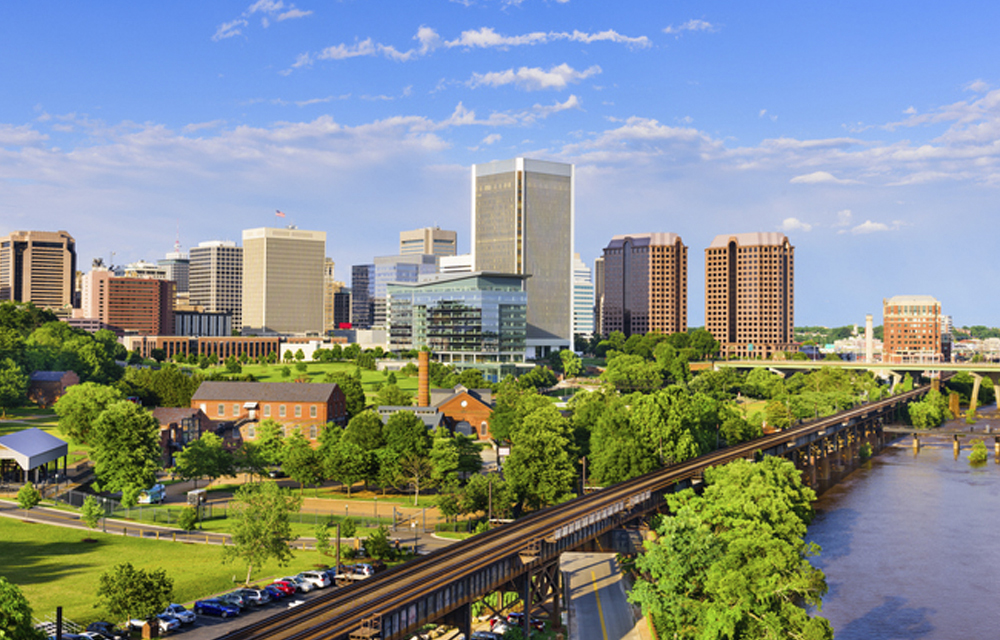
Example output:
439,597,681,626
194,598,240,618
85,623,126,640
218,591,248,609
277,575,314,592
262,584,287,600
505,613,545,632
127,615,177,634
238,587,272,606
471,632,502,640
137,483,166,504
270,580,296,596
350,563,375,579
370,559,388,574
322,565,352,582
299,570,331,589
162,603,195,624
267,468,287,479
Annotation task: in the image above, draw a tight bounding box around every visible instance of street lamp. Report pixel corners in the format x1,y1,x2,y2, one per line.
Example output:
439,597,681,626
411,521,417,556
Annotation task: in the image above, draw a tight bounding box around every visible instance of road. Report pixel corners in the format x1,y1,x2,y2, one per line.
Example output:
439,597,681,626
562,552,650,640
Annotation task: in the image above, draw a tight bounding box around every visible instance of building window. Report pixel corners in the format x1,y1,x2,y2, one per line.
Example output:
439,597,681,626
310,406,317,418
264,404,271,417
279,405,286,418
310,425,317,439
233,404,240,416
218,404,225,416
247,424,255,439
295,406,302,418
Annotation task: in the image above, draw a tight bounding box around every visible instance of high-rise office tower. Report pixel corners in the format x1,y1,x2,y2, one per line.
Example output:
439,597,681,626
601,233,687,338
80,269,174,335
351,264,375,329
0,230,76,316
323,258,349,334
242,227,325,335
572,253,595,338
472,157,573,356
399,227,458,257
705,232,795,358
372,254,438,327
882,295,943,364
189,241,243,329
158,251,190,293
594,255,605,337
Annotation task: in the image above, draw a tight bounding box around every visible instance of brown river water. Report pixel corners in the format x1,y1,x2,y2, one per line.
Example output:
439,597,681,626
806,422,1000,639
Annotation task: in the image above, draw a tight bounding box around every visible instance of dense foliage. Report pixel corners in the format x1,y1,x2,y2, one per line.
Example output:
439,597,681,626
223,481,302,584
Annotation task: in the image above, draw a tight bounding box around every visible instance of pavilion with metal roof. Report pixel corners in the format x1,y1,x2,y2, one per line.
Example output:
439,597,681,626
0,427,69,483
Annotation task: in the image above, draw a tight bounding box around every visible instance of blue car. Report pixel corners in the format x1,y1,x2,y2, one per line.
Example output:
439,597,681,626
193,598,240,618
262,584,287,601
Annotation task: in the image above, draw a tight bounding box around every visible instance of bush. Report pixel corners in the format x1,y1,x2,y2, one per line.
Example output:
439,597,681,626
177,506,199,532
16,482,41,510
969,439,988,465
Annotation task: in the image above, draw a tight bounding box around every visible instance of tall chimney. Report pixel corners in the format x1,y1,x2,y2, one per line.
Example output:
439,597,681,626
865,314,874,363
418,351,430,407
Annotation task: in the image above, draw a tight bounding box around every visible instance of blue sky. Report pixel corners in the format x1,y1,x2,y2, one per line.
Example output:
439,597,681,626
2,1,999,328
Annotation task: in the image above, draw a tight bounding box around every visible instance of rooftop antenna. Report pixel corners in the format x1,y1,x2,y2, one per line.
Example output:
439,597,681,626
174,220,181,253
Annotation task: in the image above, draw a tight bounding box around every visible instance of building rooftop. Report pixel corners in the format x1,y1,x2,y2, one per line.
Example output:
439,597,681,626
192,381,340,403
884,295,940,306
707,232,790,248
606,233,683,249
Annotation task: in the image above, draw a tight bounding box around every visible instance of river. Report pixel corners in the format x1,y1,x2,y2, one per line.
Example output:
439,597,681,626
806,421,1000,639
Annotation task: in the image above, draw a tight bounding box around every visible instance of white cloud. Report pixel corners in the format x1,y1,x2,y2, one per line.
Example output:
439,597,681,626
663,19,717,35
214,1,311,40
849,220,891,234
468,64,601,91
789,171,858,185
0,124,48,147
834,209,852,227
482,133,502,145
903,106,917,115
780,217,812,232
290,26,649,69
966,79,990,93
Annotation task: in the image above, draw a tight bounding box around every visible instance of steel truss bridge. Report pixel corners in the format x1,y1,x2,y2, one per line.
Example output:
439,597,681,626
219,385,929,640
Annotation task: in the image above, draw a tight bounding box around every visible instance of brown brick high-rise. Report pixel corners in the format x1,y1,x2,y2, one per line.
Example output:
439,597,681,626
705,232,795,358
600,233,687,337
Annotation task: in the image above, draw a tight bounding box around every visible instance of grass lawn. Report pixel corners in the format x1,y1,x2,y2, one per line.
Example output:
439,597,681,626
434,531,474,541
307,487,440,509
0,516,337,625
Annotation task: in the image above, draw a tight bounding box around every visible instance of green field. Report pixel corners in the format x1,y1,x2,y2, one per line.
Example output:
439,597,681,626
0,516,338,625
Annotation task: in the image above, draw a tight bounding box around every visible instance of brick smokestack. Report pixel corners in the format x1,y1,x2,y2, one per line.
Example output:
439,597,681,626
418,350,430,407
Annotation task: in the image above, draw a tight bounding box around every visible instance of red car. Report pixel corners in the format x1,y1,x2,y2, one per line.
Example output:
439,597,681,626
270,580,296,596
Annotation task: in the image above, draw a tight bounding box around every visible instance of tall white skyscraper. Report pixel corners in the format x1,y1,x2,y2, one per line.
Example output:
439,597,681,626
471,157,574,357
189,240,243,329
242,227,326,335
572,253,594,338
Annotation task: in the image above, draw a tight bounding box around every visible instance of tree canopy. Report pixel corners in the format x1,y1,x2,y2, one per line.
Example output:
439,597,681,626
223,481,302,584
0,576,45,640
89,400,161,494
97,562,174,625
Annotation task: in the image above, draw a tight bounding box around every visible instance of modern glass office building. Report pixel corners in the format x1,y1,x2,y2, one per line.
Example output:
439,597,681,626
387,272,528,379
472,158,573,357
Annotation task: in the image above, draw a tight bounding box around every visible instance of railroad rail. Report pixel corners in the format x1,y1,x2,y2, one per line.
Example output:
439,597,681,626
218,385,927,640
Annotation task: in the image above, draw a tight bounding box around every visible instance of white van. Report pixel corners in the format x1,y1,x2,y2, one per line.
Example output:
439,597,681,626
138,483,166,504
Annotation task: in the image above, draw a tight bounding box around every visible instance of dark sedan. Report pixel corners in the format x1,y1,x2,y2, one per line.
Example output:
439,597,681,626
193,599,240,618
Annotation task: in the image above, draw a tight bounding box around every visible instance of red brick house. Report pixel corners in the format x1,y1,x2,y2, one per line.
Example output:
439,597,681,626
152,407,214,467
27,371,80,408
430,386,495,440
190,381,346,446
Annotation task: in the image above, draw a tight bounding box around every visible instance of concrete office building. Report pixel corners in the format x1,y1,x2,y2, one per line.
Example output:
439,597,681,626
883,295,943,364
158,251,190,293
472,157,573,357
400,227,458,257
705,232,795,359
118,261,166,279
0,230,76,317
189,241,243,330
593,256,604,337
242,227,325,335
440,254,473,274
601,233,687,338
572,253,595,338
323,258,349,334
80,269,175,335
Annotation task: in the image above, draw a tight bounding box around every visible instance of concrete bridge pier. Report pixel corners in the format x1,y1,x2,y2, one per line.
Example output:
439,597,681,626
995,436,1000,461
954,434,961,459
913,434,921,453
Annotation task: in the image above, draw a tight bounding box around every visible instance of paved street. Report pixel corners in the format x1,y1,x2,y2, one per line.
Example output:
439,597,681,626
562,552,650,640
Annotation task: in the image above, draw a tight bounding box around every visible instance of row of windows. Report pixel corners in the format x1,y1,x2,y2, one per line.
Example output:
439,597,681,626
212,403,318,419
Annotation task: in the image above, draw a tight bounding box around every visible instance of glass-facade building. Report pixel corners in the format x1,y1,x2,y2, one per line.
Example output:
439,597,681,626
387,272,528,379
472,158,573,357
372,254,438,328
351,264,375,329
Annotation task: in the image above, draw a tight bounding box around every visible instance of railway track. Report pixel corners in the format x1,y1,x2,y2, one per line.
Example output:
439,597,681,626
219,385,925,640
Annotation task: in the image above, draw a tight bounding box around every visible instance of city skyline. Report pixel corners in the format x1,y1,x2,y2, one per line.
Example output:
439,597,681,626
2,2,999,327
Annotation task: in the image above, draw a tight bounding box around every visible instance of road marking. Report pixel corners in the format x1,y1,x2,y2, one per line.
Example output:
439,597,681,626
591,570,608,640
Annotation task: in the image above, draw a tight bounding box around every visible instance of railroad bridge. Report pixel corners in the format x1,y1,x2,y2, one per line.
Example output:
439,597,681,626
219,385,929,640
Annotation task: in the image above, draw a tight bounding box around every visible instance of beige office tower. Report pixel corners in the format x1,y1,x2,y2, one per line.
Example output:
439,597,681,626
705,232,795,359
472,158,573,357
0,230,76,317
400,227,458,257
242,227,325,335
601,233,687,337
323,258,346,334
189,241,243,328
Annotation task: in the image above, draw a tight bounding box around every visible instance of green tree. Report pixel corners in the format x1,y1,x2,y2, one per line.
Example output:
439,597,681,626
97,562,174,627
375,383,413,407
559,349,583,379
602,354,663,394
969,439,988,465
234,440,270,482
315,520,332,556
326,373,366,418
589,399,659,487
326,441,371,496
342,410,386,451
255,418,286,467
398,452,434,506
383,411,430,457
0,358,27,408
81,495,105,529
340,516,357,539
504,405,576,513
364,524,395,560
630,457,831,640
283,430,323,493
295,348,305,362
223,480,302,584
53,382,125,443
16,482,41,510
174,432,234,488
0,576,45,640
177,506,199,532
89,401,161,494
